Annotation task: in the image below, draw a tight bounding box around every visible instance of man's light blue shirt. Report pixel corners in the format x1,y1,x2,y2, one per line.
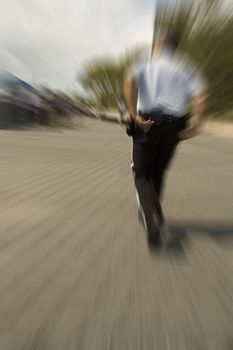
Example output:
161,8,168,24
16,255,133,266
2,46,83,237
132,50,206,117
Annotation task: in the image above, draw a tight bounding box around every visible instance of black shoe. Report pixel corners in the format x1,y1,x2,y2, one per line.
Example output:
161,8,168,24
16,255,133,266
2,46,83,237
148,233,162,246
147,215,163,247
147,233,163,254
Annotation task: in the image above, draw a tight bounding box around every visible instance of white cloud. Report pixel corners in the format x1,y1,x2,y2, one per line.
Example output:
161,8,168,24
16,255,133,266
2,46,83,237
0,0,155,89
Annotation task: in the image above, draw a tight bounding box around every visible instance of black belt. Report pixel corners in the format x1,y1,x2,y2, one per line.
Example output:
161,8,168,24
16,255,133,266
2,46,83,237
140,110,187,125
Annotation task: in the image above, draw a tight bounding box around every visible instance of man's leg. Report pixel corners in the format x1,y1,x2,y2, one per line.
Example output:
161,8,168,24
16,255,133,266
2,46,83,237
151,138,178,199
149,125,180,242
132,142,163,244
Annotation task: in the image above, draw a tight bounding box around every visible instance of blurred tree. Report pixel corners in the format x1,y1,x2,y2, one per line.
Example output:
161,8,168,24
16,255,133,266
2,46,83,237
77,46,146,111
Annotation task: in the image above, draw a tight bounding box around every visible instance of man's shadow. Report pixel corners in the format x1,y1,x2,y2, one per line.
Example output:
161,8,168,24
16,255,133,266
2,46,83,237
163,220,233,257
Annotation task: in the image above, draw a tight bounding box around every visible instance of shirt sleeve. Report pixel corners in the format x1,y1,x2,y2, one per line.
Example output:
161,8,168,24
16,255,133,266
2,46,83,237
130,64,144,86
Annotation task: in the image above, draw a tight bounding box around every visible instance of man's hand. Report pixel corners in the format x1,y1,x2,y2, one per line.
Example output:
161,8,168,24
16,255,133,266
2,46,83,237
178,125,198,140
178,91,208,141
135,115,154,131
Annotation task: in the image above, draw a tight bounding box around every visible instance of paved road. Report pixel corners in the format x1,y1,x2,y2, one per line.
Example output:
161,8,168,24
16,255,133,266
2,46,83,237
0,119,232,350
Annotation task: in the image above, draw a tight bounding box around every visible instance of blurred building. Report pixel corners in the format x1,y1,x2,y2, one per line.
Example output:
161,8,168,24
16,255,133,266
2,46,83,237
0,70,39,128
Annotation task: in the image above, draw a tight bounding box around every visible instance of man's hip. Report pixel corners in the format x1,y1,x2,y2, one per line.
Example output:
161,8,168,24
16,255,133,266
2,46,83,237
133,110,189,142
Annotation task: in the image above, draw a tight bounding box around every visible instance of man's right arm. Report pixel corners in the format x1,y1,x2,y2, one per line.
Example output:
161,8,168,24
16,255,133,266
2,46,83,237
124,71,154,129
124,72,138,121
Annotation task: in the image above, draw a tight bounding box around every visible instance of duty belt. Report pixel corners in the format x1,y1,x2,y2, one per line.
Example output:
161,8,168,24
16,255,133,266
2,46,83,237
140,110,187,125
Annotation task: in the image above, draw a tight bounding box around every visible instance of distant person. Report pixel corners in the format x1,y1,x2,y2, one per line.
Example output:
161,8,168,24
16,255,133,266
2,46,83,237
124,30,208,248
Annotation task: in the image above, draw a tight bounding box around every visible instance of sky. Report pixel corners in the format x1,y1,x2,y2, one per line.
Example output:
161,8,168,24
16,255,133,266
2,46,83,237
0,0,156,90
